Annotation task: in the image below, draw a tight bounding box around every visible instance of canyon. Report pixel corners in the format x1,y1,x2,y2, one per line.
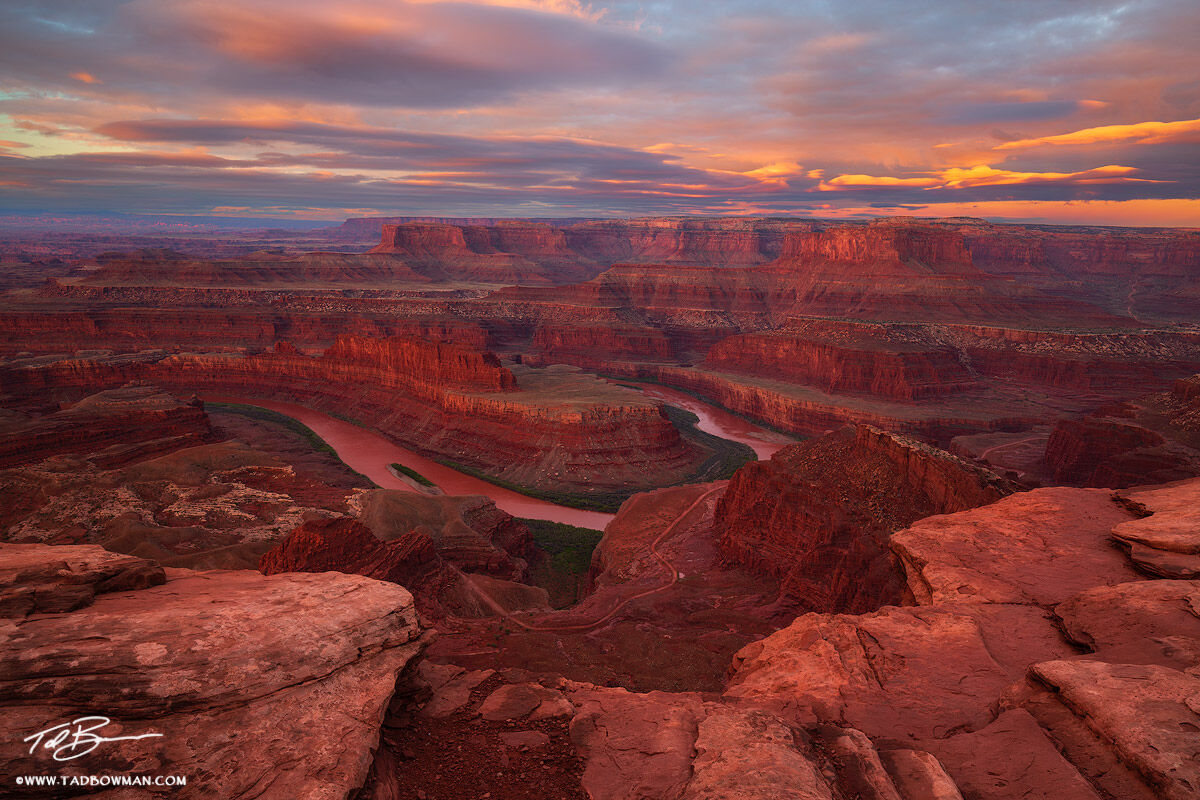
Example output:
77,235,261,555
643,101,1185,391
1,214,1198,799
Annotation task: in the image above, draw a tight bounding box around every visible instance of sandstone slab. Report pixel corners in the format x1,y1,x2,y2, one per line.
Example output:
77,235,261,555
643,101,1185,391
1113,478,1200,554
1055,579,1200,668
419,665,494,719
1123,541,1200,578
567,685,707,800
878,749,963,800
1031,659,1200,800
891,487,1139,605
725,603,1072,741
0,543,164,618
684,709,833,800
477,683,570,722
0,543,424,800
819,726,902,800
929,709,1102,800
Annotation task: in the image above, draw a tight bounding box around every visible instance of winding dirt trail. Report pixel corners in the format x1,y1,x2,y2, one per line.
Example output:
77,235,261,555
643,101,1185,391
465,485,725,634
979,434,1044,461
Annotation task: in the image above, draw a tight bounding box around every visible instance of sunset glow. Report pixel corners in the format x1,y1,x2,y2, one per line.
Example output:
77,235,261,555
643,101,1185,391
2,0,1198,224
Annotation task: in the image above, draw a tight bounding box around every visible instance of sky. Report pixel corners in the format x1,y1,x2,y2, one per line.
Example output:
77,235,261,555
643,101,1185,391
1,0,1198,225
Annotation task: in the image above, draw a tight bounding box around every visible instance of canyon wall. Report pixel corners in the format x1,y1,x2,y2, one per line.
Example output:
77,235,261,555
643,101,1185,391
0,542,425,799
705,331,976,400
0,307,498,355
1043,417,1199,487
0,385,212,469
614,363,1035,439
714,424,1018,612
773,219,976,274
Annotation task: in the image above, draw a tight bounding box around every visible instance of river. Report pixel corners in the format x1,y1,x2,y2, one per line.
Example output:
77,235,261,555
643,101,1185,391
621,382,794,460
208,388,792,531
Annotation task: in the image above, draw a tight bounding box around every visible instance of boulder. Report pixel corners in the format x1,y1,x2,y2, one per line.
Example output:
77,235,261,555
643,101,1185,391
0,542,424,799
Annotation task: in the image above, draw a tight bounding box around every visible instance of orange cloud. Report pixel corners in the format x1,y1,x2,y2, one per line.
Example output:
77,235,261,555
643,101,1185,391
742,161,804,178
816,164,1151,192
819,173,940,190
70,71,101,84
937,164,1141,187
996,117,1200,150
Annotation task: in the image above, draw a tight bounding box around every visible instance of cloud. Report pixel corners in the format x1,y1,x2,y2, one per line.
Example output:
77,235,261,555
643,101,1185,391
996,117,1200,150
2,0,1199,223
820,174,941,189
937,164,1144,187
819,164,1151,192
938,100,1087,125
0,0,667,110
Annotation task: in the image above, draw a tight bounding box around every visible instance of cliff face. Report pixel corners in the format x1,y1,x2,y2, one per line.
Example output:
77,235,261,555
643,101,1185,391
714,424,1018,612
964,224,1200,277
706,331,976,401
322,335,517,394
959,222,1200,322
369,222,596,284
0,307,497,355
612,363,1038,440
1043,417,1197,487
0,385,211,469
260,516,453,598
488,234,1137,329
371,218,793,273
775,220,976,275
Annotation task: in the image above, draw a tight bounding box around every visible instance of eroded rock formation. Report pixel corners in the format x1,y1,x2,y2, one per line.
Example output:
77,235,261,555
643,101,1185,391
0,385,212,469
714,425,1018,612
0,542,425,799
0,336,706,497
1043,417,1197,487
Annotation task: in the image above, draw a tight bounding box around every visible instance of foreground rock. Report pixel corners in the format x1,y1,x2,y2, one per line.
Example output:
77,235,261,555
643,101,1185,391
1111,478,1200,577
0,543,425,799
523,477,1200,800
716,479,1200,800
890,486,1141,605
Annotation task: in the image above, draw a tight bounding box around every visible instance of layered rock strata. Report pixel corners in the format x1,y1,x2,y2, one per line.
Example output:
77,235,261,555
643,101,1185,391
0,336,703,495
0,542,425,799
0,385,212,469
